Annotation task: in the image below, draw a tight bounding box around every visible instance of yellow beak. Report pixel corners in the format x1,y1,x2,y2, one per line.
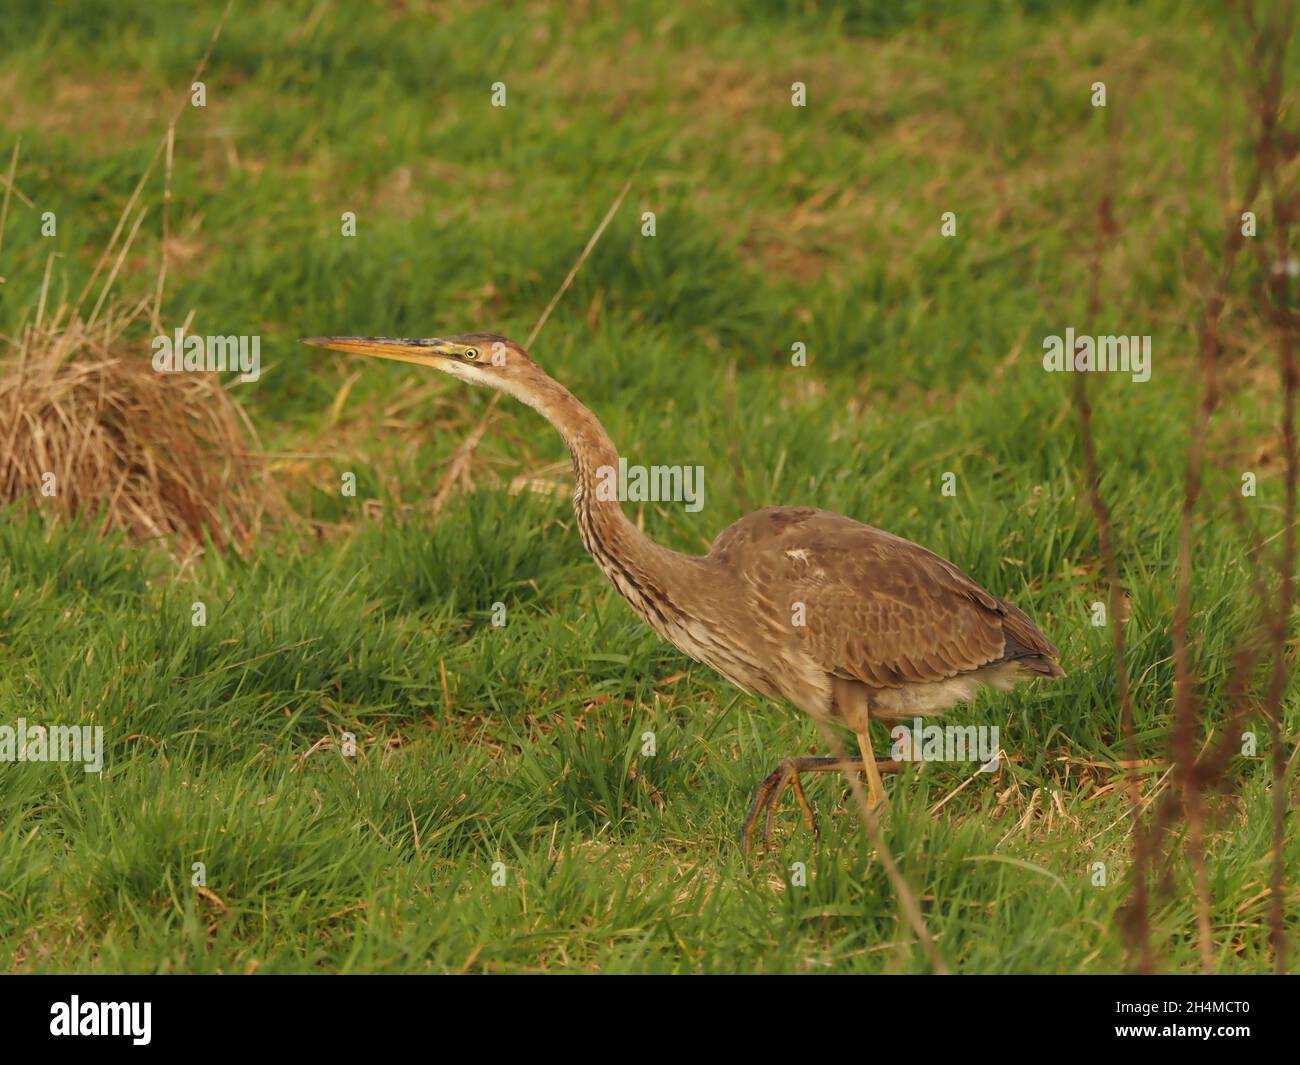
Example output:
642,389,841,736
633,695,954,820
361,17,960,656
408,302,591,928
300,336,450,368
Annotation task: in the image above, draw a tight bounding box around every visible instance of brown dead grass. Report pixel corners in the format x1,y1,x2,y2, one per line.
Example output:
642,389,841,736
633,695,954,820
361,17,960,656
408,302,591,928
0,302,281,557
0,4,277,558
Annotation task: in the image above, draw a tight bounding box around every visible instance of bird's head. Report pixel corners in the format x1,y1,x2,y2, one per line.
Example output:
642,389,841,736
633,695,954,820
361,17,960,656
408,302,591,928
302,330,605,447
301,332,547,400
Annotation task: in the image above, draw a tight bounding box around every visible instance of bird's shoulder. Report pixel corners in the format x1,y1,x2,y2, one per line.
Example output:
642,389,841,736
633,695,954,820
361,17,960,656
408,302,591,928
709,506,952,578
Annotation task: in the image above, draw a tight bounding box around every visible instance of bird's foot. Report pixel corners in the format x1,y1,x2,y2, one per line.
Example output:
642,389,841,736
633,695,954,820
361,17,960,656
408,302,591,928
742,753,906,853
742,756,870,854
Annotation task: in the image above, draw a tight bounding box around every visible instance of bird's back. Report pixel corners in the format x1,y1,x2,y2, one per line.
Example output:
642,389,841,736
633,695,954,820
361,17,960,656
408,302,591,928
707,506,1062,715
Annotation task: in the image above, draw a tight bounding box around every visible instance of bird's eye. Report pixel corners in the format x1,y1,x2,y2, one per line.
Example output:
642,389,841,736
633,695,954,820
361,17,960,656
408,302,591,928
463,347,479,360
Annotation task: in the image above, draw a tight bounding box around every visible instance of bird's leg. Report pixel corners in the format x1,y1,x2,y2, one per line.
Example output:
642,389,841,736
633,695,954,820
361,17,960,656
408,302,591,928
856,729,889,809
742,756,896,853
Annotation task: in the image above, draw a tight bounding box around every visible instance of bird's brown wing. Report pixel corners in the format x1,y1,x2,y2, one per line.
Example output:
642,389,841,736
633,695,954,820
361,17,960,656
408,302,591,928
709,506,1060,689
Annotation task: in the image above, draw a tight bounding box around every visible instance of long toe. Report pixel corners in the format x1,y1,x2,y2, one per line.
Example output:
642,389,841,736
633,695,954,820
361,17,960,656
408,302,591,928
762,765,796,850
741,767,784,854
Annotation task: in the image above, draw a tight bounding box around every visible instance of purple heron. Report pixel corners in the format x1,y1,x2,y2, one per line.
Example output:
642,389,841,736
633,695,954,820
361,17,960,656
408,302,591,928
303,333,1065,851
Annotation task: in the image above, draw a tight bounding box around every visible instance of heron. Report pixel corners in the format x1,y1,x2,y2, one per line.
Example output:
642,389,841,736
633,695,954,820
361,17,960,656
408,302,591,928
302,333,1065,851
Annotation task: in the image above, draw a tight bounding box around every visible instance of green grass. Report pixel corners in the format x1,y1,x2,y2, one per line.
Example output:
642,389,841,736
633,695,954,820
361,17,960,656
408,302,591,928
0,0,1295,973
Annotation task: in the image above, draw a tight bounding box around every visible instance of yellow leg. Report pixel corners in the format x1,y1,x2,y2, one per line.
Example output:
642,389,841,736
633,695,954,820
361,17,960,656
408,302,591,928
856,728,888,809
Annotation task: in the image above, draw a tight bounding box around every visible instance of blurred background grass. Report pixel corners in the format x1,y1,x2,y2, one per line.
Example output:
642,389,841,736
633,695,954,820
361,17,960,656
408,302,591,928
0,0,1293,973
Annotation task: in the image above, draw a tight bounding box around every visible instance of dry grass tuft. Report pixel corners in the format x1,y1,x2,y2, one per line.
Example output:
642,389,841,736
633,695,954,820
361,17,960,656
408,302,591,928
1,302,280,557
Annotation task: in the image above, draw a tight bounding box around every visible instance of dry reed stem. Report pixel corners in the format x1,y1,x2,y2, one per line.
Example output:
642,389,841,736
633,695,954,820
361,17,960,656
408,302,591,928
429,179,633,517
809,719,950,974
1071,102,1155,972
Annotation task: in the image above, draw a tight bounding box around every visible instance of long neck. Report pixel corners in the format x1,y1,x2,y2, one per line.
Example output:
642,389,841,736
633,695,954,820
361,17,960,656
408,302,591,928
520,372,703,620
515,370,775,702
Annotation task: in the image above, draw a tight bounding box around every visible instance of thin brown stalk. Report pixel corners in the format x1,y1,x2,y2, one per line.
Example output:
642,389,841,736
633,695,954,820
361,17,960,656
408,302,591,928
811,720,950,974
0,138,20,263
1071,108,1154,972
86,209,148,333
1163,1,1285,971
430,179,633,517
1169,179,1250,980
72,0,234,320
151,122,176,334
1250,0,1297,975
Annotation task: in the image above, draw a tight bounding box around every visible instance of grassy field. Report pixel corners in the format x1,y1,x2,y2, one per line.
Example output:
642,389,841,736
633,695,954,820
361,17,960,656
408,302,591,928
0,0,1295,973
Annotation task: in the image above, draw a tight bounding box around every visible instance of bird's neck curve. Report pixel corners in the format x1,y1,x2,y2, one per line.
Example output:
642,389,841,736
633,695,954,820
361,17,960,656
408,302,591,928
518,371,700,585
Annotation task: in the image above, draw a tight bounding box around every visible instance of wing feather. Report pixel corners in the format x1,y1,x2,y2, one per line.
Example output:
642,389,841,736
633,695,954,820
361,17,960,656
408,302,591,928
710,506,1060,690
